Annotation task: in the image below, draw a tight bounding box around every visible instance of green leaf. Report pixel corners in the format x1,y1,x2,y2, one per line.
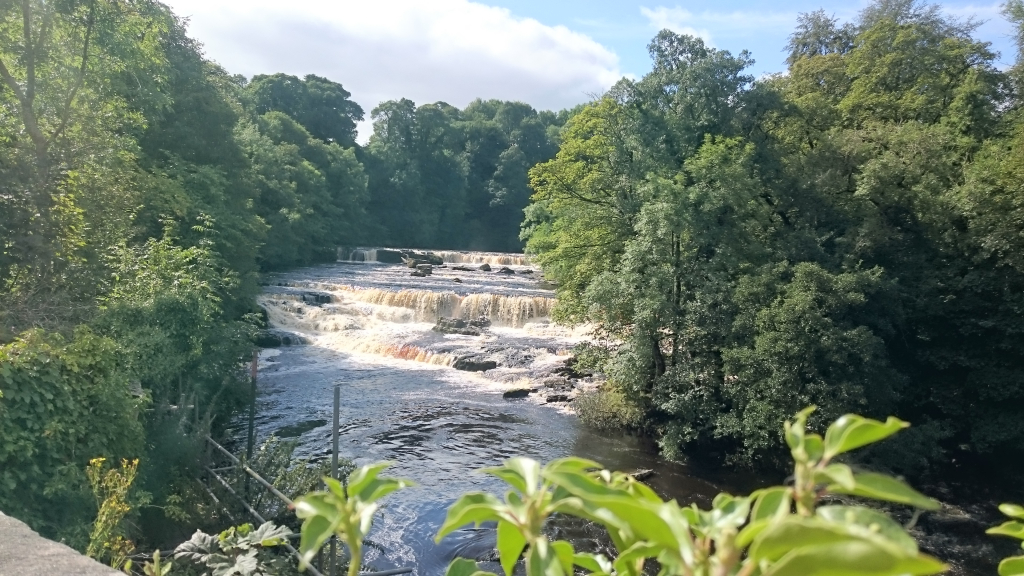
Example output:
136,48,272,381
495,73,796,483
484,457,542,496
823,415,908,459
988,521,1024,540
1001,504,1024,520
750,487,793,522
526,538,564,576
496,520,527,576
551,540,576,576
998,556,1024,576
435,493,505,541
738,487,793,548
355,476,415,503
443,558,498,576
612,541,661,576
250,522,291,547
814,463,854,490
804,435,825,463
827,472,940,510
572,552,613,575
816,506,918,554
346,462,393,496
764,540,946,576
296,515,333,568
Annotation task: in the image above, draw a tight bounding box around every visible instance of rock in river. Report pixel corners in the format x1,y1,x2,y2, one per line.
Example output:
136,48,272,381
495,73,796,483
374,249,405,264
453,356,497,372
433,318,482,336
503,388,532,399
478,263,491,271
254,329,307,348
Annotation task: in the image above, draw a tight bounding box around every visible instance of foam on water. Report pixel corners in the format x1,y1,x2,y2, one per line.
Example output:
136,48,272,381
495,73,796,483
250,253,729,575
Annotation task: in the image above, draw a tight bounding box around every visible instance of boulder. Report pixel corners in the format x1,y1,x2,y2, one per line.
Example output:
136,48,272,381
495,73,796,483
301,292,332,305
375,249,406,264
519,269,534,274
503,388,532,399
454,356,497,371
433,318,482,336
404,257,431,268
404,251,444,265
553,357,594,379
545,394,570,403
452,278,463,283
468,316,491,328
452,266,473,272
416,264,433,275
478,263,491,272
411,270,427,277
254,329,306,348
496,266,515,275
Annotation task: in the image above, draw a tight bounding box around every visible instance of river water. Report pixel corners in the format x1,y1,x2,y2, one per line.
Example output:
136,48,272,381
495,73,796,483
251,250,734,575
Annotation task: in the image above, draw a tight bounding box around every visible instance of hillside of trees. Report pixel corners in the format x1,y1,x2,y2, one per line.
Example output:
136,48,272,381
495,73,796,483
0,0,561,549
524,2,1024,480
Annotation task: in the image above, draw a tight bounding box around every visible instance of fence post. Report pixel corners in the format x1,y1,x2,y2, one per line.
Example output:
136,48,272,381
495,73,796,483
330,384,340,576
245,349,258,498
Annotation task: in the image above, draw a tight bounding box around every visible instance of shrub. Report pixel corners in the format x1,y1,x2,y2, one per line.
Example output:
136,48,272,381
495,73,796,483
573,387,644,431
0,328,145,546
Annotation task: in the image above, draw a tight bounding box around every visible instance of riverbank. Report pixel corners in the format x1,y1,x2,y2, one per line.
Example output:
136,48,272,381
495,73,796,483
250,250,1017,576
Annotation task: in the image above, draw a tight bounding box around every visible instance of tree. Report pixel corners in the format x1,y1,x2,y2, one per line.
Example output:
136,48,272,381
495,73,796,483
247,73,364,147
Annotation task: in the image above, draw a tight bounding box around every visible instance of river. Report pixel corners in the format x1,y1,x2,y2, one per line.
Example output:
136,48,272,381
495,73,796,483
250,249,734,575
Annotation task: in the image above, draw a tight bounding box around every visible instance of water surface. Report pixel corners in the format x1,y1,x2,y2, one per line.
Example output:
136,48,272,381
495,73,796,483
252,251,729,574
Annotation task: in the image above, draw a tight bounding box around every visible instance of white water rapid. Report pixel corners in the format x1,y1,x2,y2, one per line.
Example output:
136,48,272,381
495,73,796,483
248,250,729,575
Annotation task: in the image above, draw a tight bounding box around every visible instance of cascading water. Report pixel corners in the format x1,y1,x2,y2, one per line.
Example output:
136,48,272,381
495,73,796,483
248,250,729,575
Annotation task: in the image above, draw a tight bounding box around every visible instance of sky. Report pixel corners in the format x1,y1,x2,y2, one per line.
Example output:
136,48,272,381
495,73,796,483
160,0,1018,142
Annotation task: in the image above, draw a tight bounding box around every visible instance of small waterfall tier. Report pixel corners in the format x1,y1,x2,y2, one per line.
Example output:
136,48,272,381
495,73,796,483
258,257,586,379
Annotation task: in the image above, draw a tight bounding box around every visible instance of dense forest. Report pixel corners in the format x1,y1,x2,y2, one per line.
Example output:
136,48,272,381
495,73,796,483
524,2,1024,480
0,0,561,551
1,0,1023,567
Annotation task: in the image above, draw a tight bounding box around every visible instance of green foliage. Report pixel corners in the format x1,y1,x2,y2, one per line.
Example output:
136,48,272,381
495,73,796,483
294,462,414,576
572,388,644,431
247,73,363,147
438,409,944,576
174,522,293,576
363,98,564,251
238,111,368,269
989,504,1024,576
240,436,346,529
86,457,142,569
0,328,145,545
93,233,254,411
523,3,1024,475
135,550,174,576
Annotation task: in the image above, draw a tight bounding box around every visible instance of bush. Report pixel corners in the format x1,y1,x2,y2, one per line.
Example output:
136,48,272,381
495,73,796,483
573,387,643,431
0,328,145,546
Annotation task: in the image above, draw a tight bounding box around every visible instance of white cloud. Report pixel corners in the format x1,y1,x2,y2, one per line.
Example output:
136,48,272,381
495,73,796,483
640,7,714,44
640,6,800,48
161,0,622,143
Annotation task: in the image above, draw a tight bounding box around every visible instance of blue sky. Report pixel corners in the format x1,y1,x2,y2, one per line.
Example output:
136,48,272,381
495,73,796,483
161,0,1017,140
487,0,1017,76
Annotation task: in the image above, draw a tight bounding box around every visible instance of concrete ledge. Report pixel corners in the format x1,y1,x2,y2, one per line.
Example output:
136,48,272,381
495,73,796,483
0,511,119,575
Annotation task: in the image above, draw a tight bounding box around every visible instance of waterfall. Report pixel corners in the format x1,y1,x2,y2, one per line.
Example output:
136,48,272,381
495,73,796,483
258,254,576,371
432,251,530,266
337,287,553,327
337,246,529,266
